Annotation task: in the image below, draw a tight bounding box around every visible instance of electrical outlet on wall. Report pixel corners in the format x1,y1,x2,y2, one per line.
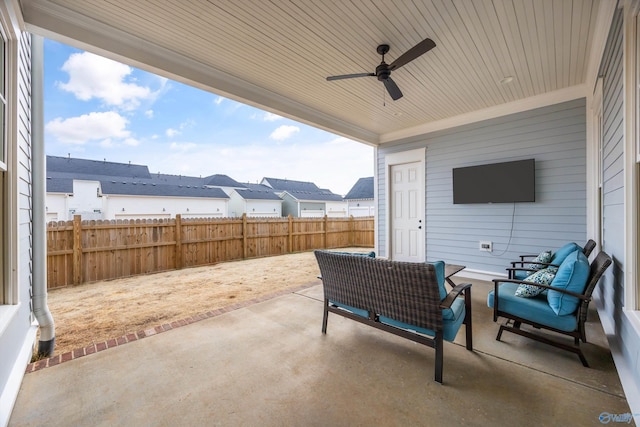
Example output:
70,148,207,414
479,241,493,252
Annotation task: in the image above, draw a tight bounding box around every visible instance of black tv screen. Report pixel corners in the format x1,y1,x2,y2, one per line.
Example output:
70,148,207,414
452,159,535,204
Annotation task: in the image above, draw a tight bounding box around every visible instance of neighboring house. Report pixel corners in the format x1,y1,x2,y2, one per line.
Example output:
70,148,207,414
228,183,283,217
203,174,246,196
153,172,247,196
343,177,374,217
261,177,347,217
45,156,230,220
3,2,640,424
98,181,228,220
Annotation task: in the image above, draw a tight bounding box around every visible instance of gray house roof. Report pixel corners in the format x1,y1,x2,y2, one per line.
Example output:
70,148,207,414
261,177,321,193
45,155,231,199
344,177,374,200
46,177,73,193
151,173,207,187
261,177,343,201
282,190,343,202
47,155,151,179
100,181,229,198
242,183,275,192
204,174,245,188
234,188,282,201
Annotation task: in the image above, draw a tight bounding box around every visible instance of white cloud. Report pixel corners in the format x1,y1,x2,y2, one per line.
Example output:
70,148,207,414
214,96,224,105
57,52,153,110
45,111,130,144
170,142,198,151
263,112,282,122
166,128,180,137
269,125,300,141
124,138,140,146
144,110,154,118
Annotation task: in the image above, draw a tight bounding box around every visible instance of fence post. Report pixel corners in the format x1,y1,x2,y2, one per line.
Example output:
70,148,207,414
242,213,248,259
72,214,82,285
175,214,182,270
324,215,328,248
349,215,355,246
288,214,293,253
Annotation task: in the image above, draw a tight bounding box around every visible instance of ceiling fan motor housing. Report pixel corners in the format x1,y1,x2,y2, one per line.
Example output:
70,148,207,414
375,63,391,81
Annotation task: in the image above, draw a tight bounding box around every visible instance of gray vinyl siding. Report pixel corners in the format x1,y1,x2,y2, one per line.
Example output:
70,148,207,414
18,33,33,309
596,8,640,404
377,98,587,273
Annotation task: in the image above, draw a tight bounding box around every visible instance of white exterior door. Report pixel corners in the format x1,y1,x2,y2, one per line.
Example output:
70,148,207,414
390,161,424,262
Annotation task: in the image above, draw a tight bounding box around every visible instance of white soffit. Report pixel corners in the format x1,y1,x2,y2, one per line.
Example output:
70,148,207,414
20,0,609,146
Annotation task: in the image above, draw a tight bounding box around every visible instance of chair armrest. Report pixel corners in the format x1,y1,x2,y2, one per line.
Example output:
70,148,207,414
505,267,538,276
492,278,590,301
440,283,472,309
518,254,539,262
510,260,560,269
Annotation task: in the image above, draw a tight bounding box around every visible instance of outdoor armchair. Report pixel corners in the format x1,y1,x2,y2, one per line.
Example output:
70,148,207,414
507,239,597,280
488,249,612,366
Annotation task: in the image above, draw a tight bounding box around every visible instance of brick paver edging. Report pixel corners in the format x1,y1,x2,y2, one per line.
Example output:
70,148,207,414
26,282,317,373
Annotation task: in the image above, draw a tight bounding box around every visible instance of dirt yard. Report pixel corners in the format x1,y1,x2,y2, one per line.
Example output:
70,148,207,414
44,248,370,356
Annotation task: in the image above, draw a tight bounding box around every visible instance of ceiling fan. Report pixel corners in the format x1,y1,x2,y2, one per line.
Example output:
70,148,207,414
326,38,436,101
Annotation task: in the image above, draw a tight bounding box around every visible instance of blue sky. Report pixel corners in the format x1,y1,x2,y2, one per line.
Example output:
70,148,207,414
43,39,374,195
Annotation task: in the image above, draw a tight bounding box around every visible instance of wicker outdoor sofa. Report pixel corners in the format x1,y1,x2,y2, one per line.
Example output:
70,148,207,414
314,250,473,383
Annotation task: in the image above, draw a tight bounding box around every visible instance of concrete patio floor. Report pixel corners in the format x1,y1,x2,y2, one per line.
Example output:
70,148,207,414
10,278,633,426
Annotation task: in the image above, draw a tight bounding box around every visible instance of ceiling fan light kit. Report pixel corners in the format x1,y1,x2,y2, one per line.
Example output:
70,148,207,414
326,38,436,101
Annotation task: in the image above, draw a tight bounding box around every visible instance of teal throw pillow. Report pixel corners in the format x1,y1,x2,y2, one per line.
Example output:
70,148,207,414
547,250,590,315
515,267,558,298
527,250,552,270
550,242,581,265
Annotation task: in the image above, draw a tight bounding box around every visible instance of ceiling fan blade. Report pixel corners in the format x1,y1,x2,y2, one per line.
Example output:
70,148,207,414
326,73,375,81
383,77,403,100
388,38,436,71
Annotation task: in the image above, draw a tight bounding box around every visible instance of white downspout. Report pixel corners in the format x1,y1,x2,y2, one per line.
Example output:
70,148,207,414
31,34,55,355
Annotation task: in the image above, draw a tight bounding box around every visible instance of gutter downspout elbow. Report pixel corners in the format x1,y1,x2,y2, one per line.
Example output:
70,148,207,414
31,34,55,355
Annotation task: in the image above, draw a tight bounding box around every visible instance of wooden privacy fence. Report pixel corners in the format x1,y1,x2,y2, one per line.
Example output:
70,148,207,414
46,214,375,289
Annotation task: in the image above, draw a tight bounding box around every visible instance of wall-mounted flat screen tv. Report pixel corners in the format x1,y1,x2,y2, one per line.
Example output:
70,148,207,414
452,159,535,204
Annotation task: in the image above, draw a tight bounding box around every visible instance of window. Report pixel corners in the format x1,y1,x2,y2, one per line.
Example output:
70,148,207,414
625,2,640,310
0,30,5,305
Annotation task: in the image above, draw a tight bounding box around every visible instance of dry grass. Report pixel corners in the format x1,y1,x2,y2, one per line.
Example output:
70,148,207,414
43,248,368,355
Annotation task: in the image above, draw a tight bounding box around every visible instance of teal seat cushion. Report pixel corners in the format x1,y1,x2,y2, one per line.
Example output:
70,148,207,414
513,269,530,280
487,283,578,332
379,298,466,342
547,250,590,315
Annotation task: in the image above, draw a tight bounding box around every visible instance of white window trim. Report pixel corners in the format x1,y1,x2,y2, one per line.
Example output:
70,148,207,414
624,0,640,310
0,2,19,308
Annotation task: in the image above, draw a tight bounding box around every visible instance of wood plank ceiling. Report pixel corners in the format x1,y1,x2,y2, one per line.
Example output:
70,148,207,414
21,0,603,145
